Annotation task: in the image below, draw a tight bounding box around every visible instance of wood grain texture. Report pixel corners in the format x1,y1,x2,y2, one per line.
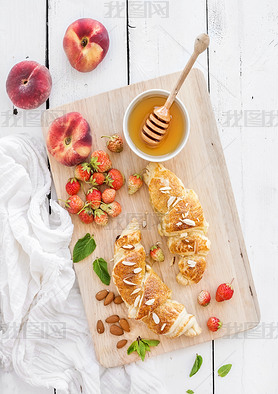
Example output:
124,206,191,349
48,0,127,108
208,0,278,392
41,69,260,368
0,0,47,140
127,4,214,391
0,1,53,393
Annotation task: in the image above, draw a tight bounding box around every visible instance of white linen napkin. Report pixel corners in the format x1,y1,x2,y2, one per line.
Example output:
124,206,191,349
0,134,167,394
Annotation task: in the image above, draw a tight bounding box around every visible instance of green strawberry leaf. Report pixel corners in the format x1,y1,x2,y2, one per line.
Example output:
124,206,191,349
189,354,203,377
186,390,194,394
218,364,232,377
73,233,96,263
93,258,111,285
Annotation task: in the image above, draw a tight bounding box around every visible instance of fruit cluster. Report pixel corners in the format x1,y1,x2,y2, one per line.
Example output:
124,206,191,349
64,150,124,225
197,280,235,332
6,18,110,110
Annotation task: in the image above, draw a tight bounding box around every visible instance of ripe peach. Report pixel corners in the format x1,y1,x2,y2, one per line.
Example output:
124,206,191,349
47,112,92,166
6,60,52,109
63,18,109,72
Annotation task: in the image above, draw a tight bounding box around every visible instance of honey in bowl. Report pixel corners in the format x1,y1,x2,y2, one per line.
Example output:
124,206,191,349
128,94,185,156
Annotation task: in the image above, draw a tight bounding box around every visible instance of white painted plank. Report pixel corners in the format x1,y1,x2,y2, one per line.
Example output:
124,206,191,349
128,2,213,393
128,0,208,84
48,0,127,108
0,1,52,393
0,0,47,140
208,0,278,392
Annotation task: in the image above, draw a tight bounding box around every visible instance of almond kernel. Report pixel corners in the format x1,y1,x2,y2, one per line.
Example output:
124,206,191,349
104,291,115,306
119,318,130,332
114,295,124,304
117,339,127,349
105,315,120,323
96,320,104,334
110,324,124,336
95,290,109,301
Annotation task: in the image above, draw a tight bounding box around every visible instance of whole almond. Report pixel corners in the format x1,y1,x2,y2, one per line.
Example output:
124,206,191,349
96,320,104,334
110,324,124,336
104,291,115,306
105,315,120,324
119,318,130,332
117,339,128,349
95,290,109,301
114,295,124,304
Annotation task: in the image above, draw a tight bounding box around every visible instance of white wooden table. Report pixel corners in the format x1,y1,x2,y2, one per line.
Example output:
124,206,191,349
1,0,277,393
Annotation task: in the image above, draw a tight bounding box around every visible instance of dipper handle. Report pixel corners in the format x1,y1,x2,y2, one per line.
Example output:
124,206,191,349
164,33,210,110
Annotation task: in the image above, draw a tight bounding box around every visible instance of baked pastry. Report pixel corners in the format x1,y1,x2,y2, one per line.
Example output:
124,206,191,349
113,218,201,338
143,163,211,286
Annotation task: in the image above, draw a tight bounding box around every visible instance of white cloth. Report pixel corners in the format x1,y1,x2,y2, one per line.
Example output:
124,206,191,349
0,134,167,394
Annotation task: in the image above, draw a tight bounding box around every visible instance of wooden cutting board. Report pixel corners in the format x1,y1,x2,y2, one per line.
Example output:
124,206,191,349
41,69,260,368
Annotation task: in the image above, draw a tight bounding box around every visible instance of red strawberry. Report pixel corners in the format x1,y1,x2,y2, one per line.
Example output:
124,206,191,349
78,206,94,224
64,195,84,214
86,188,102,210
90,172,106,186
150,244,165,262
197,290,211,306
105,169,124,190
74,162,91,182
100,201,122,218
101,134,123,153
102,188,116,204
207,317,222,332
94,209,109,226
128,173,143,195
65,177,80,195
216,280,234,302
90,150,112,173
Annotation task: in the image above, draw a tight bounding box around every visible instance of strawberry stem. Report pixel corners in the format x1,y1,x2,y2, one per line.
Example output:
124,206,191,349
101,135,111,139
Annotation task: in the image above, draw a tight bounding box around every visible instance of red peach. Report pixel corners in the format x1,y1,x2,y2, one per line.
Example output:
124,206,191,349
63,18,109,72
47,112,92,166
6,60,52,109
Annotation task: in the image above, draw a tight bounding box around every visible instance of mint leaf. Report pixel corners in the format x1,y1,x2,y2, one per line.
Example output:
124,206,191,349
127,340,138,355
141,339,160,347
73,233,96,263
138,340,146,361
127,337,160,361
218,364,232,377
93,258,110,285
143,342,150,351
186,390,194,394
189,354,203,377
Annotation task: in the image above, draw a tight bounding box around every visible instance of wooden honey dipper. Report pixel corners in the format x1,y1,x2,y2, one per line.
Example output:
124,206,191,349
141,33,210,147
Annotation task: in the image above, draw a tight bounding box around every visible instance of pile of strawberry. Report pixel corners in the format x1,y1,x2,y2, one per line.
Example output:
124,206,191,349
64,150,124,225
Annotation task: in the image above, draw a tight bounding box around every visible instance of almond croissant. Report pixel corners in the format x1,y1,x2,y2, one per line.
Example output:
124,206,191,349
143,163,211,286
113,218,201,338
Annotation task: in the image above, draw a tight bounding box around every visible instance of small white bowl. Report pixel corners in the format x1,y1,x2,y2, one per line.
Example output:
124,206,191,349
123,89,190,162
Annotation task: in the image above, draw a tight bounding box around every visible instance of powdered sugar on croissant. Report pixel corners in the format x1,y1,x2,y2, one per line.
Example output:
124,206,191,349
143,163,211,286
113,219,201,338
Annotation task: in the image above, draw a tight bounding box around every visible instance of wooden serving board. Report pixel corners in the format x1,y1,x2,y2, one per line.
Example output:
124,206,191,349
41,69,260,368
